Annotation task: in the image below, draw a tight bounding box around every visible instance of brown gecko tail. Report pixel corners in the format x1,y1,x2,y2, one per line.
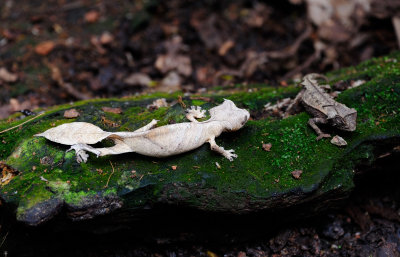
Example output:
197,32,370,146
303,73,329,83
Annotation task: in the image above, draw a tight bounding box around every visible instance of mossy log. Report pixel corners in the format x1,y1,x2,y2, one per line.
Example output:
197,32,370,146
0,53,399,226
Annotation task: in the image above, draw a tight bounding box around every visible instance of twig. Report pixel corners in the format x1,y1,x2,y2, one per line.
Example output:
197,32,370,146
281,50,321,81
105,160,115,188
266,25,312,59
0,112,45,134
393,16,400,49
177,95,186,108
0,231,9,248
45,61,91,100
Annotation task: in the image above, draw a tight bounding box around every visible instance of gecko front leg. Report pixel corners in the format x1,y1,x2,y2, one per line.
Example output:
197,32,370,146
134,119,158,132
186,106,206,122
208,137,237,161
308,117,331,140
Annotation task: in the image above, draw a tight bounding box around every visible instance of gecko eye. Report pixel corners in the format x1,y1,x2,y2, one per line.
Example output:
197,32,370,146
241,113,249,125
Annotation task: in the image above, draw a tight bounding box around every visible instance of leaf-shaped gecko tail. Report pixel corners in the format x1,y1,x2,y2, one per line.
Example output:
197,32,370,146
35,122,113,145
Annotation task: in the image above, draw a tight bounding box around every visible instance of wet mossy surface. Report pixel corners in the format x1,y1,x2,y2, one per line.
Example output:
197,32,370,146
0,52,399,226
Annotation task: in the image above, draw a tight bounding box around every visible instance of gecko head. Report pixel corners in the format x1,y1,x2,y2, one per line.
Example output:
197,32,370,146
331,108,357,132
209,99,250,131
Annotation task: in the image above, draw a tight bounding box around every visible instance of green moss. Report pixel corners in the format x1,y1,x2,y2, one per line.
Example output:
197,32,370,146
191,100,206,106
16,183,54,217
0,52,399,223
48,179,71,194
64,190,97,206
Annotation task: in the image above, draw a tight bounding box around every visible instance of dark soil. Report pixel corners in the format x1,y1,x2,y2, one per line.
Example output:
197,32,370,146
0,1,400,256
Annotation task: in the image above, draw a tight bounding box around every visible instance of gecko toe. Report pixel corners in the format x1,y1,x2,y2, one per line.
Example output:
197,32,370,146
316,134,331,141
76,150,89,163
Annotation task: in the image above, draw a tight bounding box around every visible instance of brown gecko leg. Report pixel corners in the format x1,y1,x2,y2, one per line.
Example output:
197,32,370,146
308,117,331,140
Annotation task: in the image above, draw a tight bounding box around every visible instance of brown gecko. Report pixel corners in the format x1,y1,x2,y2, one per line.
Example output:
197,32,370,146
285,73,357,140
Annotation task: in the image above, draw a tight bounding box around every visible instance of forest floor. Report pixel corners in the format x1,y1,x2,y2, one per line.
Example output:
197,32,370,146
0,0,400,256
0,0,398,118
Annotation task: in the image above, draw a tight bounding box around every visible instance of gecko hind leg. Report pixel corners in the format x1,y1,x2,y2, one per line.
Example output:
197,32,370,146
67,143,101,163
208,137,237,161
308,118,331,140
67,140,133,163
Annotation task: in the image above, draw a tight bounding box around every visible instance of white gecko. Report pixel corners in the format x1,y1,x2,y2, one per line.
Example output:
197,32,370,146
36,99,250,163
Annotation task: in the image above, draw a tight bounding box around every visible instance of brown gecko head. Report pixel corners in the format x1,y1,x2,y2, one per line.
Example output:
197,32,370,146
209,99,250,131
331,107,357,132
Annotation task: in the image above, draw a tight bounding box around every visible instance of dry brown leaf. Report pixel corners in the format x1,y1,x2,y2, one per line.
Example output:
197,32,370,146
155,54,192,77
90,36,106,55
0,161,19,186
192,15,223,50
158,71,181,92
10,98,34,112
196,66,212,84
64,109,80,119
218,40,235,56
206,251,218,257
2,29,17,40
0,105,12,120
291,169,303,179
101,107,122,114
147,98,168,110
262,143,272,151
162,24,179,35
306,0,334,26
101,116,120,127
100,31,114,45
306,0,371,26
35,41,55,56
84,10,100,23
237,251,247,257
0,67,18,82
330,135,347,146
350,80,366,89
124,73,151,87
244,3,270,28
318,20,352,42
